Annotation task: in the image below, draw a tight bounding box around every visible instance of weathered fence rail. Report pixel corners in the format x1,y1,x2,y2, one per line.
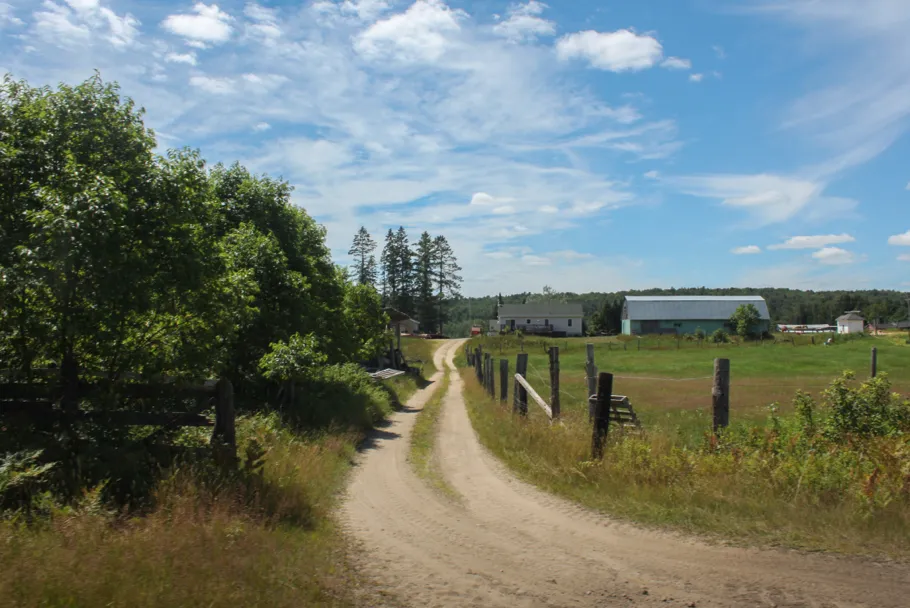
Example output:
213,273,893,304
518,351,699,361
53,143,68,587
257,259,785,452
514,373,552,419
0,371,236,461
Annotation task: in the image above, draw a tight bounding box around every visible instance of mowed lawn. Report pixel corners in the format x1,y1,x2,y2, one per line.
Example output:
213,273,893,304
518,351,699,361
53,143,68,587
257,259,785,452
464,334,910,443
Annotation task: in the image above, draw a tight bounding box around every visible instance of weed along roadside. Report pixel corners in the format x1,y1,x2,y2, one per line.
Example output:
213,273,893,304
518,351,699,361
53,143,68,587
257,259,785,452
460,335,910,557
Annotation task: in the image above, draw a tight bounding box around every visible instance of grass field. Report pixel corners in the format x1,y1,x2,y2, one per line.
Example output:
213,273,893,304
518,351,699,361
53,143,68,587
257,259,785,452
464,334,910,444
460,334,910,556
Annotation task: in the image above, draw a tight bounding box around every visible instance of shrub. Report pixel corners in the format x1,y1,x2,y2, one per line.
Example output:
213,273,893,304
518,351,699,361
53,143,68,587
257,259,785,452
290,363,394,429
258,333,327,381
821,372,910,439
694,327,706,341
710,328,729,343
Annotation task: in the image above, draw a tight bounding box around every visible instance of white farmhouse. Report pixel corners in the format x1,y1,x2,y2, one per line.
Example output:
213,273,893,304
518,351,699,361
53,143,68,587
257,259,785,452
836,311,865,335
494,303,584,337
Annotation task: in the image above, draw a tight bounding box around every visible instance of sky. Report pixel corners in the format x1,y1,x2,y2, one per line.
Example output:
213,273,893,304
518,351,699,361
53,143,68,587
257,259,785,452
2,0,910,296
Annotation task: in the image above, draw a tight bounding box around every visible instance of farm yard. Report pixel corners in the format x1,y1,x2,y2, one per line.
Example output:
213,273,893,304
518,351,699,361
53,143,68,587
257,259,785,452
460,333,910,557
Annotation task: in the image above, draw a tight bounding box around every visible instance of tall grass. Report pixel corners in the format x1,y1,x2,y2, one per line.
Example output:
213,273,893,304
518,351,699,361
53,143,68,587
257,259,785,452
462,368,910,558
0,355,421,607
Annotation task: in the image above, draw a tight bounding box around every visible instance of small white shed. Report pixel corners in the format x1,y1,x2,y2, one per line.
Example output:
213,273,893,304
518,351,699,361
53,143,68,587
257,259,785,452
836,311,865,335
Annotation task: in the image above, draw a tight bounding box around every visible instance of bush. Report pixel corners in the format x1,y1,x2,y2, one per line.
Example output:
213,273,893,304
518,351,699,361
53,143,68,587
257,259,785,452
710,328,729,343
290,363,395,429
694,327,706,341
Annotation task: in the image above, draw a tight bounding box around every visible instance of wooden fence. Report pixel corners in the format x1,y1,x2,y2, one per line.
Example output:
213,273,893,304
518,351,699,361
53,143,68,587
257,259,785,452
0,370,236,462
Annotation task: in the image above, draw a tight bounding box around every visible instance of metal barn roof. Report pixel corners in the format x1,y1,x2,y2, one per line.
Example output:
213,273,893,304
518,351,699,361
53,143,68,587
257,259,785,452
498,303,583,318
836,312,864,322
624,296,770,321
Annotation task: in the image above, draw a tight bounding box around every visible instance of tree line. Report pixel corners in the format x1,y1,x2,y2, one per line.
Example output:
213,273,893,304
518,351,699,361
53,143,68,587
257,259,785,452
447,287,910,336
348,226,462,335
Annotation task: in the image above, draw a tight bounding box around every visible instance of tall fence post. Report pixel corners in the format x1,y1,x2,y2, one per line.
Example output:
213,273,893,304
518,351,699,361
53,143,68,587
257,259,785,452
475,347,482,382
485,353,493,397
592,372,613,460
549,346,560,420
712,358,730,433
499,359,508,402
871,347,878,378
514,353,528,416
213,377,237,466
585,343,597,421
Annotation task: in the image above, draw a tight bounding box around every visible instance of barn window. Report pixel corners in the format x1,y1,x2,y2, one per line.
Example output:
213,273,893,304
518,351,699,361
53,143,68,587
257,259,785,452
545,319,549,327
527,319,531,324
568,319,573,327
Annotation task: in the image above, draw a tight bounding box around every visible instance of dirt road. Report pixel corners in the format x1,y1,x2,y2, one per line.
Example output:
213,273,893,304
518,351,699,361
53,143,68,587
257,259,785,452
343,340,910,607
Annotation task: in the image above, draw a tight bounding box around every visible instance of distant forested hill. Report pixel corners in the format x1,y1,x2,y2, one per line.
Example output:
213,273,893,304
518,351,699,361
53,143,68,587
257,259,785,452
446,288,910,337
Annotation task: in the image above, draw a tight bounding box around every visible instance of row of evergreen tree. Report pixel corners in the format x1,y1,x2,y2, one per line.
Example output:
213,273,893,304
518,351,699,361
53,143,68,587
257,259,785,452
348,226,462,334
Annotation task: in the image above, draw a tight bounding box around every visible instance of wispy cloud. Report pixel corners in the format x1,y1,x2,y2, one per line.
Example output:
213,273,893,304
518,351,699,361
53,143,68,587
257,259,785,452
661,56,691,70
492,1,555,43
768,234,856,250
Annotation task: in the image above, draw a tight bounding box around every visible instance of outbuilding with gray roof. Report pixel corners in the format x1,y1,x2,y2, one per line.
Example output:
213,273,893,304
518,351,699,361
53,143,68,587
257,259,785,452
622,295,771,336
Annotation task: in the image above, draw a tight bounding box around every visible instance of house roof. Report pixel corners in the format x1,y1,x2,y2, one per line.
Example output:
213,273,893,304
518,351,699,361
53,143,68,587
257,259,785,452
836,312,865,322
624,296,770,321
498,303,583,318
384,307,416,324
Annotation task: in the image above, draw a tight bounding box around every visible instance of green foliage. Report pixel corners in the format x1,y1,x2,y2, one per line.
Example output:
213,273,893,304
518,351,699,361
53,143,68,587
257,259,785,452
710,328,730,343
258,333,327,382
820,372,910,439
348,226,377,286
342,282,389,360
0,451,55,509
291,364,396,429
693,327,706,341
730,303,761,338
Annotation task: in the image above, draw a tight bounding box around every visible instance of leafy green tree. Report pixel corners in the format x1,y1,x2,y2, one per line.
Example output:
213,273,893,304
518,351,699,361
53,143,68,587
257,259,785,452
348,226,378,286
342,282,389,361
730,303,761,338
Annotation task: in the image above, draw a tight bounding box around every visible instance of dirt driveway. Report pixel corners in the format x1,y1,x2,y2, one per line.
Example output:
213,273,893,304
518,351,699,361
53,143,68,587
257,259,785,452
342,340,910,607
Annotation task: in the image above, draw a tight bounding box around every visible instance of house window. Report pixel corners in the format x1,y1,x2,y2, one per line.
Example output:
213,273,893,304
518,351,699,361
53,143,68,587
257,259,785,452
568,319,573,327
545,319,549,327
527,319,531,324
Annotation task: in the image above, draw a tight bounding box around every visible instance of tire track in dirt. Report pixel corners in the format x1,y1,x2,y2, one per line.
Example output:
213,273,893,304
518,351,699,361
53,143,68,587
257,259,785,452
343,340,910,607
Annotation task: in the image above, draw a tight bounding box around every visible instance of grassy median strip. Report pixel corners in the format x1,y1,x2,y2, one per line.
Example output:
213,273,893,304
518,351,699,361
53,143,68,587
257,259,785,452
409,372,459,500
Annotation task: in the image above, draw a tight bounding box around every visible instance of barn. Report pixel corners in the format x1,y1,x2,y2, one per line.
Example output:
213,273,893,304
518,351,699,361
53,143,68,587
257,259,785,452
621,295,771,336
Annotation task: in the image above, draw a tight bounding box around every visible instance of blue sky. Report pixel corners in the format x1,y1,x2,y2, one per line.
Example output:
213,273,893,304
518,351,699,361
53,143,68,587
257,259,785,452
2,0,909,296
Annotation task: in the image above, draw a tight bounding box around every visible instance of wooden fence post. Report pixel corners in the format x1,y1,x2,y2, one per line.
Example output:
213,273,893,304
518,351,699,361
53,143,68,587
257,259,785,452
475,347,482,382
592,372,613,460
549,346,560,420
712,358,730,433
585,343,597,420
485,353,494,397
499,359,508,402
514,353,528,416
213,377,236,466
871,347,878,378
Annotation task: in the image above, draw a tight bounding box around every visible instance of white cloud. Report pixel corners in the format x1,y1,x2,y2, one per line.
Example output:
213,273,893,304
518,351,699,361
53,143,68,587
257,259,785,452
165,52,197,65
355,0,465,63
470,192,511,206
898,254,910,262
522,254,551,266
161,2,233,46
244,2,281,43
661,56,691,70
643,170,659,179
888,230,910,246
812,247,855,265
669,173,841,225
689,73,704,82
0,2,23,27
753,1,910,172
32,0,138,48
253,121,271,132
485,251,513,260
189,74,236,94
492,205,516,215
712,44,725,59
540,205,558,213
556,29,663,72
732,245,761,255
550,250,593,260
768,234,856,250
492,1,555,43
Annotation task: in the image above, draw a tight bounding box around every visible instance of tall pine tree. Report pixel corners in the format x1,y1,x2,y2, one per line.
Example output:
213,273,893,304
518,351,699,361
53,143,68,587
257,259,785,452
380,228,397,306
431,235,462,335
394,227,415,316
348,226,377,286
413,231,437,332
